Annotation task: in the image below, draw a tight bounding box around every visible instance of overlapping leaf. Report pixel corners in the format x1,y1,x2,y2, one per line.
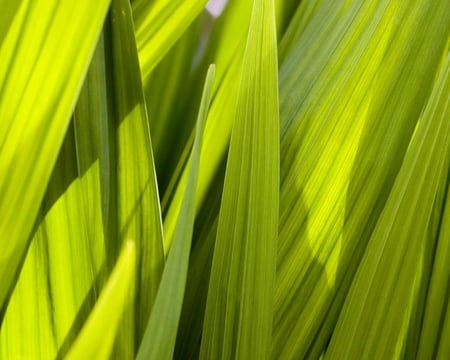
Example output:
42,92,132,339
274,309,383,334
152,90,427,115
137,65,214,360
1,0,449,359
162,0,253,253
272,1,450,357
200,0,279,358
325,48,450,359
132,0,209,81
108,0,165,350
66,240,136,360
0,0,111,314
0,0,164,358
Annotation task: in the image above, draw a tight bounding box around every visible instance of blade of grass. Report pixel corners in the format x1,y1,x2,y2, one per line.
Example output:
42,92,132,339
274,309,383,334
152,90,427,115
0,123,106,359
161,0,253,253
200,0,279,357
108,0,166,351
167,1,297,354
162,0,300,249
324,46,450,360
271,0,450,357
136,65,215,360
0,0,111,313
417,177,450,359
132,0,209,81
65,240,136,360
0,0,166,357
436,295,450,359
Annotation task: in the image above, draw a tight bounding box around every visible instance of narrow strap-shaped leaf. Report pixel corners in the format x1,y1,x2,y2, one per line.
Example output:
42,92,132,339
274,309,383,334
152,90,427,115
0,0,167,356
162,0,254,253
108,0,166,349
145,20,204,197
324,47,450,360
436,295,450,359
65,240,136,360
136,65,215,360
0,0,111,312
161,0,316,254
200,0,279,358
0,38,109,359
0,127,107,359
417,178,450,359
132,0,208,81
278,0,324,61
272,0,450,357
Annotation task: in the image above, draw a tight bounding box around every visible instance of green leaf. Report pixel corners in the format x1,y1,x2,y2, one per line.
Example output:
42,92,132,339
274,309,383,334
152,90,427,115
0,36,110,359
278,0,324,61
271,1,450,357
0,125,108,359
65,240,136,360
137,65,215,360
162,0,253,253
160,0,311,232
417,178,450,359
0,0,165,357
436,295,450,359
0,0,111,313
108,0,166,350
200,0,279,358
324,46,450,360
132,0,209,81
145,19,204,196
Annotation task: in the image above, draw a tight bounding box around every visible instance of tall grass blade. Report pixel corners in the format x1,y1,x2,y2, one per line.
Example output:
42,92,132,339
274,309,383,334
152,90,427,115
271,1,450,357
108,0,166,351
0,0,111,314
324,47,450,360
66,241,136,360
137,65,214,360
200,0,279,357
132,0,209,80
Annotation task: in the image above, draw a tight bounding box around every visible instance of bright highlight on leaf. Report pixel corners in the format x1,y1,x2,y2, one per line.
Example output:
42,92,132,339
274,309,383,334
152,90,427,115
137,64,215,360
0,0,449,359
200,0,279,358
0,0,111,314
65,240,136,360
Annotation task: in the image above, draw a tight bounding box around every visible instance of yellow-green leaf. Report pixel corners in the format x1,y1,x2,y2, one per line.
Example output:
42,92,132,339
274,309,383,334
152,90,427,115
137,65,214,360
325,47,450,360
133,0,208,81
0,0,111,312
200,0,279,358
271,1,450,357
108,0,166,349
66,240,136,360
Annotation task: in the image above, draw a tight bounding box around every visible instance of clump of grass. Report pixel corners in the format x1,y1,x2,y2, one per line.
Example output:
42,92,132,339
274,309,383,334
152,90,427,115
0,0,449,359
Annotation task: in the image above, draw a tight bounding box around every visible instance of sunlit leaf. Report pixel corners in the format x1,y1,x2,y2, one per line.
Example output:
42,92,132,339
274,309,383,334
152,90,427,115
324,48,450,359
108,0,165,351
132,0,209,80
137,65,215,360
417,177,450,359
66,240,136,360
272,1,450,357
0,0,111,314
200,0,279,357
0,1,165,358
